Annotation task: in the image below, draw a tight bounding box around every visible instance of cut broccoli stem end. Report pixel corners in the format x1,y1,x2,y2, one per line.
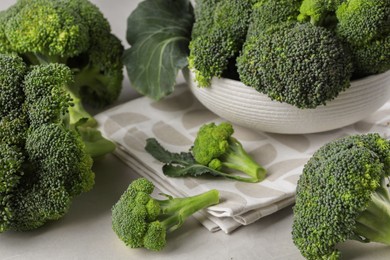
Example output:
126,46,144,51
355,185,390,245
220,137,267,183
158,189,219,232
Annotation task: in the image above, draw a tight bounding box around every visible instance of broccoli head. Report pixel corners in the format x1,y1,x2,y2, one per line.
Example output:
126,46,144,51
191,122,266,183
237,22,353,109
0,0,124,107
292,134,390,259
0,54,110,232
335,0,390,76
188,0,253,87
112,178,219,251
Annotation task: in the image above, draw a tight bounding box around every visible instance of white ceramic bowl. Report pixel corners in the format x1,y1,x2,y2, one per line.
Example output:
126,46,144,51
184,68,390,134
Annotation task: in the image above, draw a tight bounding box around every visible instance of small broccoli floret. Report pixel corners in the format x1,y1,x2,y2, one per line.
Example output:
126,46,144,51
335,0,390,76
298,0,345,26
145,122,266,183
0,54,106,232
192,122,266,183
0,0,124,108
237,22,353,109
188,0,253,87
248,0,301,33
112,178,219,251
292,133,390,259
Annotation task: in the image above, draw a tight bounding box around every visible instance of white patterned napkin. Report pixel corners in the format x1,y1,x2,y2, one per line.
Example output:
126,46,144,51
95,86,390,233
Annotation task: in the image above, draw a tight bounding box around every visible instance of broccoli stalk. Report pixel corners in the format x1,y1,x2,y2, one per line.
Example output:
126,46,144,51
292,134,390,259
154,190,219,232
355,184,390,245
145,122,266,183
207,137,265,183
112,178,219,251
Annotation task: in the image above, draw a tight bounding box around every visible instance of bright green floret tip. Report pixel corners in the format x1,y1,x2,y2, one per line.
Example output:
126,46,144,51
292,134,390,259
112,178,220,251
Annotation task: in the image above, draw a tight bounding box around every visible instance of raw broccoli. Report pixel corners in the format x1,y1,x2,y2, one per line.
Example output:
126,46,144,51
237,21,353,108
298,0,345,26
292,133,390,259
145,122,266,183
188,0,253,87
0,0,124,107
0,54,112,232
335,0,390,76
248,0,301,33
111,178,219,251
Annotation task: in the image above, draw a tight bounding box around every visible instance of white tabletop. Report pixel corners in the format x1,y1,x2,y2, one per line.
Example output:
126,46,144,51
1,1,390,259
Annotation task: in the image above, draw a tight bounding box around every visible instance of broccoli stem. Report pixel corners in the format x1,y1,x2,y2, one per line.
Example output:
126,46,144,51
220,137,266,182
23,53,68,65
67,91,97,127
73,66,110,93
355,185,390,245
158,189,219,232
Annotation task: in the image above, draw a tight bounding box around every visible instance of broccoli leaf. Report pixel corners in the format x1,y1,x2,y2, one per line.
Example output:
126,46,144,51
124,0,194,100
145,138,195,165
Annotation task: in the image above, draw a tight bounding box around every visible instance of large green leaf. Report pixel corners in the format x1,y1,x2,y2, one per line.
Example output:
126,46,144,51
124,0,194,100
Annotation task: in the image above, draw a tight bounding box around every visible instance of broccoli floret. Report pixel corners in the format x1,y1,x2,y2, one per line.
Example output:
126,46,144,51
192,122,266,182
0,54,27,119
0,54,109,232
248,0,301,33
112,178,219,251
188,0,253,87
298,0,345,26
22,62,115,157
237,22,353,109
292,134,390,259
0,0,124,107
335,0,390,76
145,122,266,183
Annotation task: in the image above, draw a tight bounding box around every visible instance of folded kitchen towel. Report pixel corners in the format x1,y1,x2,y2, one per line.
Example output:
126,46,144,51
95,86,390,233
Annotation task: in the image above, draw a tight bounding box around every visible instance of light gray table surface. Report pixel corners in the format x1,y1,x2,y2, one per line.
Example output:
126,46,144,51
1,1,390,259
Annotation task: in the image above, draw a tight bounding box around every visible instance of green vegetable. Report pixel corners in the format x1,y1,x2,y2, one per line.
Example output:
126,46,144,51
335,0,390,77
145,122,266,183
0,0,124,108
112,178,219,251
123,0,194,100
0,54,105,232
292,133,390,259
298,0,345,25
237,20,352,109
125,0,389,106
188,0,253,87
